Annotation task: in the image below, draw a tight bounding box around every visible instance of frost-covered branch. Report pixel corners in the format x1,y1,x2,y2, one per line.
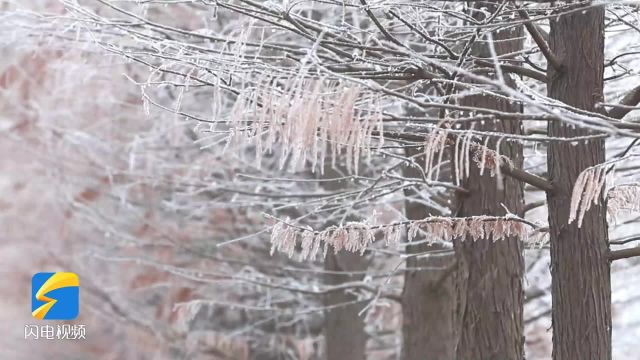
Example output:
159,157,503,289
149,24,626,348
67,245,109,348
269,214,539,260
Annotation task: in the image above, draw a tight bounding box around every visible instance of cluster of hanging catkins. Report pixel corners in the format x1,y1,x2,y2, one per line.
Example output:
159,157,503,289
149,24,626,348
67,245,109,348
270,216,532,260
225,73,508,179
422,129,510,183
569,163,612,227
568,164,610,227
607,183,640,223
569,162,640,226
226,75,384,174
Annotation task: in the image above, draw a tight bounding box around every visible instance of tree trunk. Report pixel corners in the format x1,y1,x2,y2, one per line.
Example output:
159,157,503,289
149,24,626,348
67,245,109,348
546,5,611,360
454,105,525,360
324,251,368,360
321,165,368,360
454,4,525,359
401,147,456,360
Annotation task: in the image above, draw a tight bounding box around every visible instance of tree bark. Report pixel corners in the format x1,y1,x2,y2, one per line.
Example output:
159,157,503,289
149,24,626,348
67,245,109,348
454,105,525,360
454,3,525,359
401,147,457,360
324,251,368,360
321,165,368,360
546,5,611,360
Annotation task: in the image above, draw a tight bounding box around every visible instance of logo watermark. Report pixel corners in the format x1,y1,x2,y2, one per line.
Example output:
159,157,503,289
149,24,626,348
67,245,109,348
31,272,79,320
24,324,86,340
27,272,87,340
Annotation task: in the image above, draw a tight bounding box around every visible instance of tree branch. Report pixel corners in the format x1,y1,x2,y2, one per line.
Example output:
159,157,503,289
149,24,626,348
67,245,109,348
377,130,554,192
609,246,640,261
607,85,640,119
610,235,640,245
387,9,458,60
500,160,554,192
524,199,546,213
474,59,547,82
518,9,563,72
359,0,405,48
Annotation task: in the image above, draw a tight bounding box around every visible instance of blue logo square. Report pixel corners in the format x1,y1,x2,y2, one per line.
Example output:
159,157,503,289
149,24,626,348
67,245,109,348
31,272,79,320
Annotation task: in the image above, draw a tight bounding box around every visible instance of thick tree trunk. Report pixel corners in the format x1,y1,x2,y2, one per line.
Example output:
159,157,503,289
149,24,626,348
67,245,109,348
454,106,525,360
401,148,456,360
321,165,368,360
454,4,525,359
324,251,368,360
546,5,611,360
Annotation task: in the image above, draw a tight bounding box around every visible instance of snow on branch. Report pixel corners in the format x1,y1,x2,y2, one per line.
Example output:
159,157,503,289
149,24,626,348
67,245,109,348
268,215,537,260
225,75,384,174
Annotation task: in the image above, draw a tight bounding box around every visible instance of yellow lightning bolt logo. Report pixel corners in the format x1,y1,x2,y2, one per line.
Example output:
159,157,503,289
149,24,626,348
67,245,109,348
32,272,79,320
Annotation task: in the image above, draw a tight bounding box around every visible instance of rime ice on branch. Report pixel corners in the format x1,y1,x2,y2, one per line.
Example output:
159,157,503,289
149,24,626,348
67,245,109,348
269,215,537,260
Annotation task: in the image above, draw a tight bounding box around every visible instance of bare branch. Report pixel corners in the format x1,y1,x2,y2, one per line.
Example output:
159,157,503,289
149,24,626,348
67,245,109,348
609,247,640,261
607,85,640,119
358,0,405,48
518,9,564,72
500,159,554,192
474,59,547,82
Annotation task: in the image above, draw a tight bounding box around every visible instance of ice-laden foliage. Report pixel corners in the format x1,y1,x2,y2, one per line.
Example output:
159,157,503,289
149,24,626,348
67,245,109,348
270,215,534,260
424,129,512,183
607,184,640,223
568,164,610,227
569,163,640,226
219,70,506,181
225,74,384,174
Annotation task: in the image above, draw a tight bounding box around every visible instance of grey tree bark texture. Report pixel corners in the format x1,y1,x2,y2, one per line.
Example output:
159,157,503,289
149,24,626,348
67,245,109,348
323,251,368,360
401,146,457,360
546,5,611,360
454,3,525,359
321,164,369,360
